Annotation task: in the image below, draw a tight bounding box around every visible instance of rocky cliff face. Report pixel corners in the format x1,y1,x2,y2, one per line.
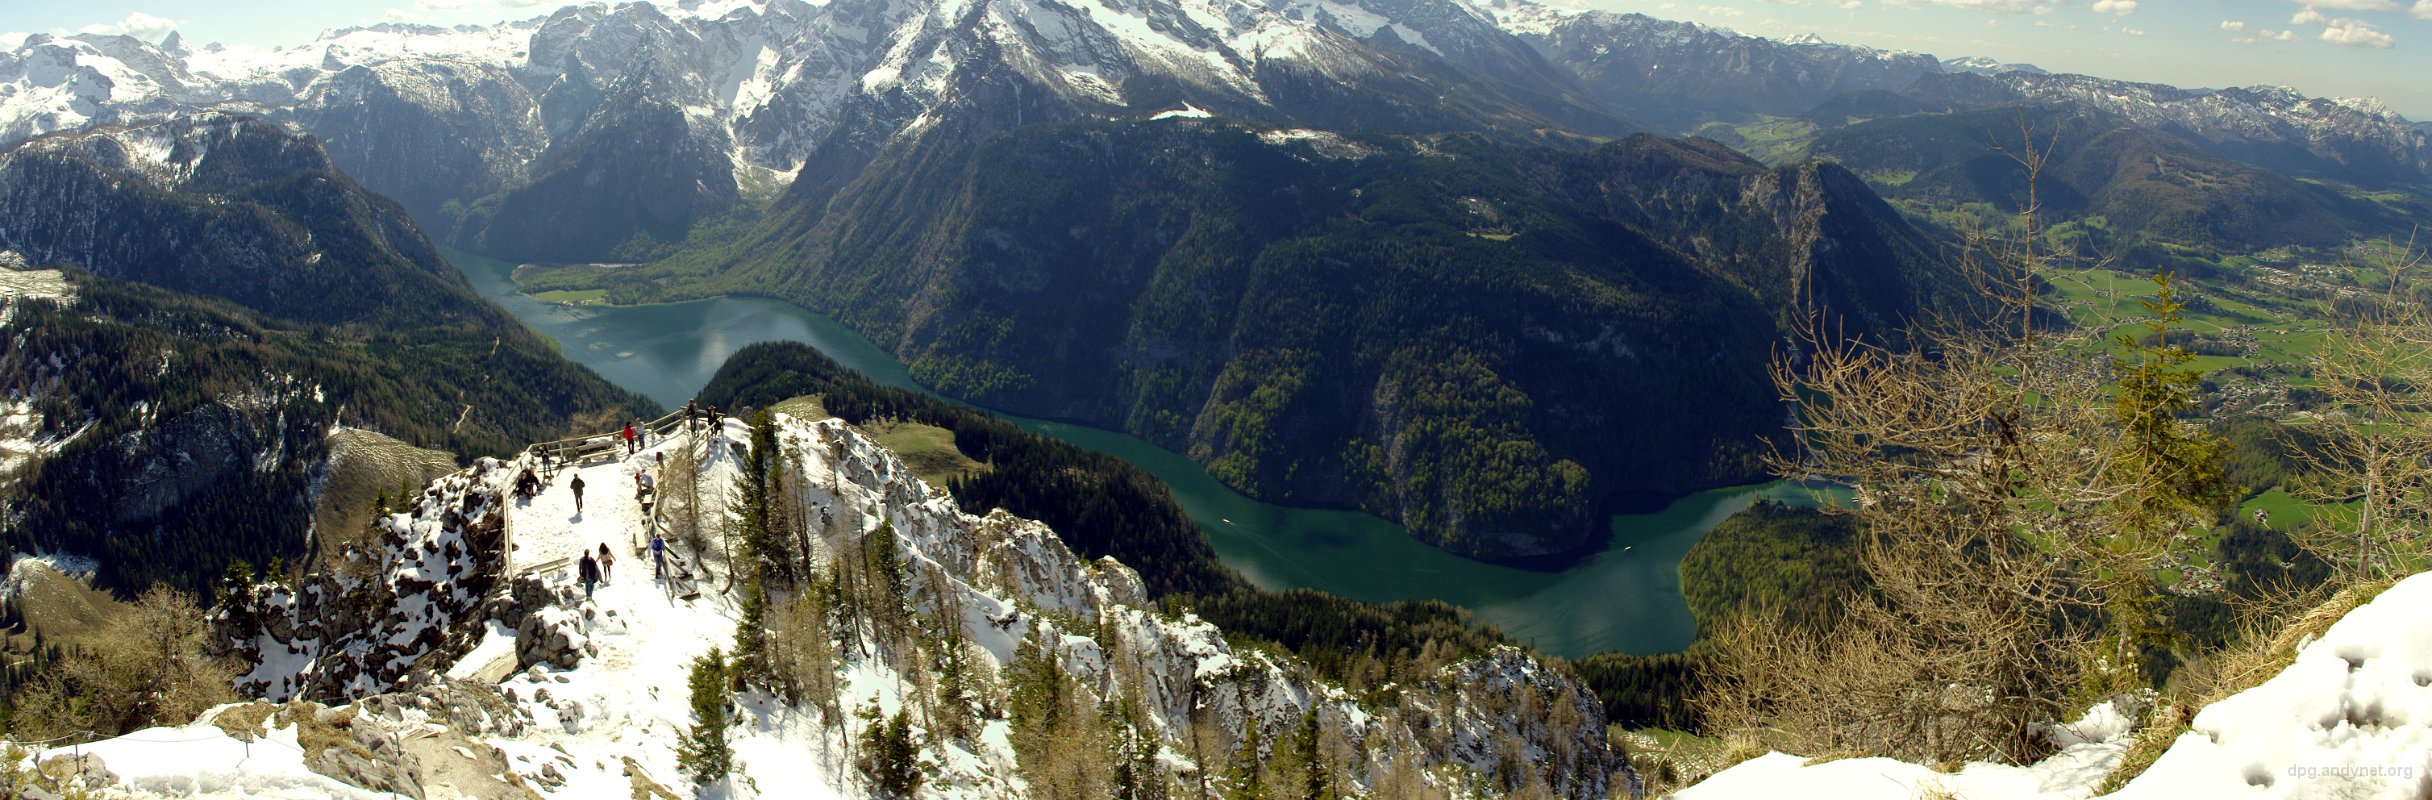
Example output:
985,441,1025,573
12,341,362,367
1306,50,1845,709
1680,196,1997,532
464,81,743,261
287,60,543,228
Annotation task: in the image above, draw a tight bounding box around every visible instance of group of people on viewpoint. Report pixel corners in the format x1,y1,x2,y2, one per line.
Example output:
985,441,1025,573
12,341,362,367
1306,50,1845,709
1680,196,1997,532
544,402,717,600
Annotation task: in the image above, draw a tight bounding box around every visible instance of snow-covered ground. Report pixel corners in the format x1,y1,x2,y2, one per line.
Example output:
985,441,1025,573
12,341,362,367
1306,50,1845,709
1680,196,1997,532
32,712,391,800
471,418,853,798
2111,574,2432,799
1680,572,2432,799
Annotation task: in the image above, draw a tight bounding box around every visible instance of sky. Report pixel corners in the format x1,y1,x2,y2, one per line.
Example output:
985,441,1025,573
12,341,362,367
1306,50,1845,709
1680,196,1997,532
5,0,2432,119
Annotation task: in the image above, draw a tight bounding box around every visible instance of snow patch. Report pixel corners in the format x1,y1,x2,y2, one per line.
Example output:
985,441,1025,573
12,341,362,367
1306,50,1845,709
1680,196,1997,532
2112,573,2432,799
1150,102,1213,120
29,713,392,799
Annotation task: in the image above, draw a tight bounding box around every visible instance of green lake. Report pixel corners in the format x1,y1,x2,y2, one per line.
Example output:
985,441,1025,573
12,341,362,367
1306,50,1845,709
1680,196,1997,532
450,247,1817,657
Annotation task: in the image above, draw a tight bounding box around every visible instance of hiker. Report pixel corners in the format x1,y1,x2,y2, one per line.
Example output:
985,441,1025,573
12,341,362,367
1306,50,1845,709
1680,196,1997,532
684,399,700,432
570,473,586,515
598,543,616,581
514,467,539,500
622,421,637,455
636,470,657,518
578,550,600,600
633,418,647,450
651,533,668,579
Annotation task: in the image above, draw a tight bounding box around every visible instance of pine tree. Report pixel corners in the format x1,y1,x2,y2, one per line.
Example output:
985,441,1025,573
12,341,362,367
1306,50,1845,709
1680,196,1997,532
1288,710,1334,800
1224,717,1264,800
732,576,772,687
217,560,261,641
2103,271,2236,683
677,648,733,783
858,708,925,797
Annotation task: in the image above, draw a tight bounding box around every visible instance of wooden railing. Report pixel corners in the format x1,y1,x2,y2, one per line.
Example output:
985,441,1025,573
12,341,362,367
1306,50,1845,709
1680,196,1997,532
521,407,695,469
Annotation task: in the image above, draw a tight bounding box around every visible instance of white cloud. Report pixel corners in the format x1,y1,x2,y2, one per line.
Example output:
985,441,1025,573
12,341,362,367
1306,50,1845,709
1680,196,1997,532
75,11,177,44
2321,17,2395,45
2122,27,2144,35
2291,6,2330,24
2092,0,2137,14
1700,4,1747,16
1841,0,1863,7
2258,27,2302,41
415,0,486,10
2300,0,2395,9
0,32,27,50
2221,19,2247,30
2414,0,2432,19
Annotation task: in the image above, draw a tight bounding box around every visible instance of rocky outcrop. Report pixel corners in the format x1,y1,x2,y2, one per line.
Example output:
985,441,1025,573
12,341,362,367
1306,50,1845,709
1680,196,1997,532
223,459,512,702
792,415,1631,797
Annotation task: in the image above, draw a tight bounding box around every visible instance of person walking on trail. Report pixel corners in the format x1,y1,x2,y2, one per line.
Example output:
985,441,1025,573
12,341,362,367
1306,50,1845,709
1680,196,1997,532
650,533,668,580
598,543,616,581
570,473,586,515
578,550,601,600
622,421,637,455
684,399,700,432
636,470,657,518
